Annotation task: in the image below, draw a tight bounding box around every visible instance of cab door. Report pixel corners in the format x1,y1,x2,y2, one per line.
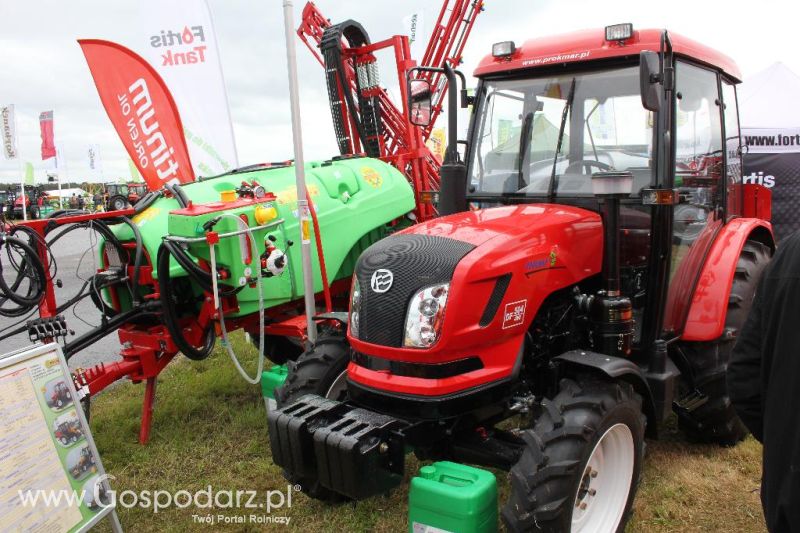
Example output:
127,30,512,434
663,61,726,334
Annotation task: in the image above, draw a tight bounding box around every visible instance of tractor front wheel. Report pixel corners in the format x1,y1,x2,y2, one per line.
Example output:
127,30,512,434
502,377,646,533
674,240,771,445
274,333,350,502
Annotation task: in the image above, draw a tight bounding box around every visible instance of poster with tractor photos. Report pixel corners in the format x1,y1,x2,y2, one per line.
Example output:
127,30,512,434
0,343,117,532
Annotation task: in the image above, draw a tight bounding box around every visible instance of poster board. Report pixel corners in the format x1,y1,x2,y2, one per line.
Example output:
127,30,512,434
0,343,121,533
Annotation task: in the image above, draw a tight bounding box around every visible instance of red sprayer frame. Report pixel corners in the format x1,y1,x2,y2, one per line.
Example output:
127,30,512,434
297,1,484,221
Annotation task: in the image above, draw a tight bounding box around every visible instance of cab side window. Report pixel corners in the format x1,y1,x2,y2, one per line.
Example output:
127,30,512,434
722,81,743,216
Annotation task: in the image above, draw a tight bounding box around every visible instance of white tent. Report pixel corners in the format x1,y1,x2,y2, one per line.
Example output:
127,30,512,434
739,62,800,129
739,62,800,241
46,187,87,200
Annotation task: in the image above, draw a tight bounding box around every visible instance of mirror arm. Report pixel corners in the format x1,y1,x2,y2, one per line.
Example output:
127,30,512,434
443,63,460,163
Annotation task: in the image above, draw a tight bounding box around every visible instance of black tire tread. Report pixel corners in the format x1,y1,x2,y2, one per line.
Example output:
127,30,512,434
502,377,646,532
274,334,349,407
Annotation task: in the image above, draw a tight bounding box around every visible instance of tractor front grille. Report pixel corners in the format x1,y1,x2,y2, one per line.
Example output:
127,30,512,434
354,234,474,347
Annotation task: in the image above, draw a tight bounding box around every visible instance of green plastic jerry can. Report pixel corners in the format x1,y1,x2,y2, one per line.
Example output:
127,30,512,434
408,461,497,533
260,364,288,412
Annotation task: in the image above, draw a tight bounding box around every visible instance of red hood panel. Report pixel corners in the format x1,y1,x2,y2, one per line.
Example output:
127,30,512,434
401,203,600,247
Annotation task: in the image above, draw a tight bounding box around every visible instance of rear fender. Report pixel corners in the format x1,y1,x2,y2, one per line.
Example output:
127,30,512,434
554,350,658,438
681,218,774,342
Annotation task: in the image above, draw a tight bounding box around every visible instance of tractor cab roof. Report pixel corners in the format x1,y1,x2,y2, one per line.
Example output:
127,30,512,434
474,27,741,82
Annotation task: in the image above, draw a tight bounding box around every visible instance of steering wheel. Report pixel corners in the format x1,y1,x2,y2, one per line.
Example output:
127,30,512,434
564,159,613,175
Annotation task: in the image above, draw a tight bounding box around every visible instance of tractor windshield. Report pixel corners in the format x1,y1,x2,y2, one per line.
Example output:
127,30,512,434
469,65,654,199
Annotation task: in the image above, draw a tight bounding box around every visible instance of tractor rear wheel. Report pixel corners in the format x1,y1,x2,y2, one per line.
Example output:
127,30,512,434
674,240,771,445
274,333,350,502
110,195,128,211
502,377,646,533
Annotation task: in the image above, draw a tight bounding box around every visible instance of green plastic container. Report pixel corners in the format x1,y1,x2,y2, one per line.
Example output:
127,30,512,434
261,364,288,412
409,462,497,533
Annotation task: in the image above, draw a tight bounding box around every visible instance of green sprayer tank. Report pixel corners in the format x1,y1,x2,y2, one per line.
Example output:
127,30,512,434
107,157,415,317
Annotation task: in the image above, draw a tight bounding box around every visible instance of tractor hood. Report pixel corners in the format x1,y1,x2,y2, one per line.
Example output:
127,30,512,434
351,203,604,350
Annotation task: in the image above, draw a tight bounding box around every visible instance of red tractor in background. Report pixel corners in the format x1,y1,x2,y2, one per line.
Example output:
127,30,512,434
105,182,147,211
11,186,50,219
269,25,774,531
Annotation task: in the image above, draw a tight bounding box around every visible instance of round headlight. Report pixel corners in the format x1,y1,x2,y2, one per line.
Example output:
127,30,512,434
418,298,440,317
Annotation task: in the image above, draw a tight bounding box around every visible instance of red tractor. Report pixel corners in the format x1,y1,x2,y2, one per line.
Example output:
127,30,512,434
12,186,50,219
48,381,72,409
269,25,774,531
54,419,83,445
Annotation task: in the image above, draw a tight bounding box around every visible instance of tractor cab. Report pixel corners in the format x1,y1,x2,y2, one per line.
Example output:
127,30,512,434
269,25,774,532
460,25,760,348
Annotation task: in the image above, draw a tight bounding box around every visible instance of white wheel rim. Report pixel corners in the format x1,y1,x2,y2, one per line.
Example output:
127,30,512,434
325,370,348,401
571,423,635,533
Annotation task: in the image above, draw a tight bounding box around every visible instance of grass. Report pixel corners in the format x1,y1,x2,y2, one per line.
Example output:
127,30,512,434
88,332,765,532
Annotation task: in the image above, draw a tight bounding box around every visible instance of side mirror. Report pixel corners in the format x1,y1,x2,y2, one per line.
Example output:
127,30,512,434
639,51,661,112
408,79,433,127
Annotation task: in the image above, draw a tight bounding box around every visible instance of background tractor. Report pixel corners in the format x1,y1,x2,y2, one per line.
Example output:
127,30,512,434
105,182,147,211
10,185,52,219
269,24,774,532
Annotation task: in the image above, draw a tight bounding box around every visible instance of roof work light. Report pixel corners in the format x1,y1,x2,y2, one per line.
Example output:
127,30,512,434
492,41,516,58
605,23,634,42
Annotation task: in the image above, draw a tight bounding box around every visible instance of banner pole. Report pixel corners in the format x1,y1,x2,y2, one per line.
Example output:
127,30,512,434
56,149,63,210
282,0,317,345
204,0,239,169
14,109,27,221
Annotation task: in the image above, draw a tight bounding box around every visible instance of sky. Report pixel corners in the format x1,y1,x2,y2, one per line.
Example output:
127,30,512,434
1,0,798,184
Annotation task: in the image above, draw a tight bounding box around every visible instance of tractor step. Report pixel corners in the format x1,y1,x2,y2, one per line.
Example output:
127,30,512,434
267,395,408,500
673,389,709,413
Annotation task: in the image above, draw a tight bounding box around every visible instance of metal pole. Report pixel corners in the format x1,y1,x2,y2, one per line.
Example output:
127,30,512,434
13,109,26,221
282,0,317,344
56,149,63,209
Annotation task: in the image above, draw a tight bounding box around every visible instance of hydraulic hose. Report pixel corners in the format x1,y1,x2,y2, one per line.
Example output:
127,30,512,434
119,216,143,304
161,240,242,297
133,190,161,215
212,213,266,384
156,244,215,361
165,183,190,208
0,233,46,311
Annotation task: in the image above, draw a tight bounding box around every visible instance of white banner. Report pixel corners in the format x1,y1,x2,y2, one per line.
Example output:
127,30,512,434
403,12,426,62
136,0,239,177
1,104,18,160
743,128,800,154
87,144,102,174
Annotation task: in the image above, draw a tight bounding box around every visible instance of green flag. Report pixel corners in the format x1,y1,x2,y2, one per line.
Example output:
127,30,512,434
24,162,34,185
128,159,142,183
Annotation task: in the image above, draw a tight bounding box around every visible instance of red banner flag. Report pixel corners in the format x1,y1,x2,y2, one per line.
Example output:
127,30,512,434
78,39,195,190
39,111,56,160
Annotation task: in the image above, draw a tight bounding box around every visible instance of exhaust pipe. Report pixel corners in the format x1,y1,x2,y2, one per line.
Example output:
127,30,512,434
590,171,635,357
